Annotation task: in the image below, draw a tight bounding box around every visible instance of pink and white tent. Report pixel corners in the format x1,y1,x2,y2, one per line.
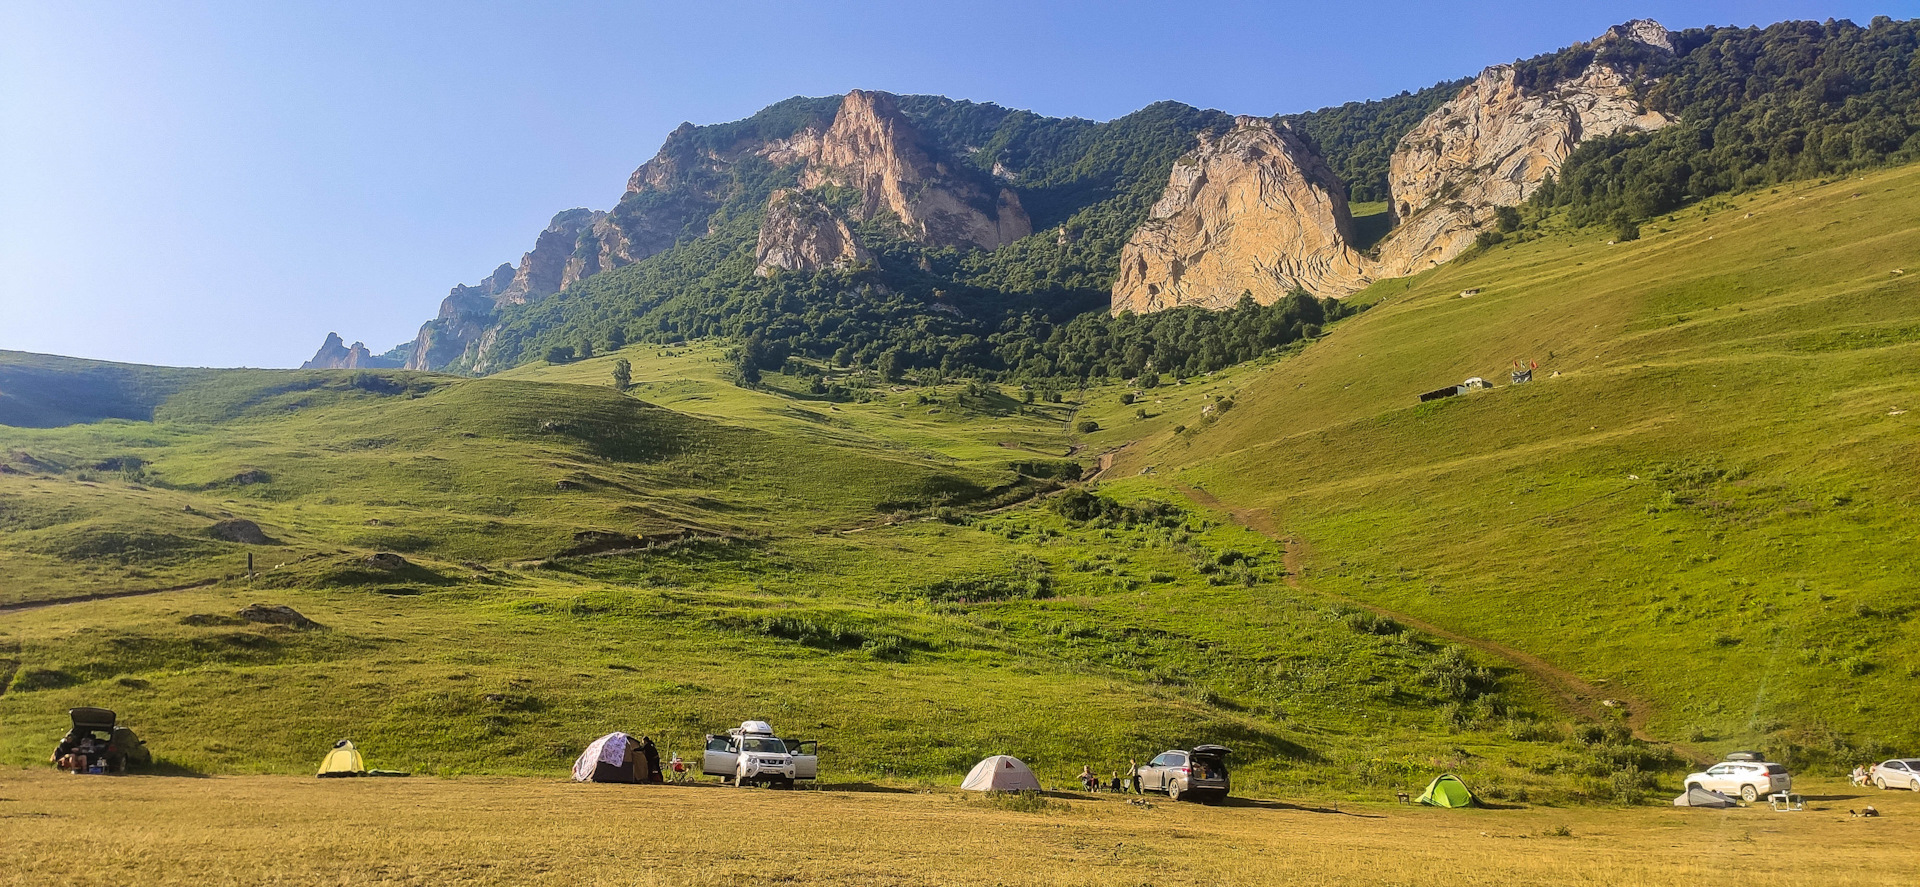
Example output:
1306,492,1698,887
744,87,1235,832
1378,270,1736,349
571,732,633,782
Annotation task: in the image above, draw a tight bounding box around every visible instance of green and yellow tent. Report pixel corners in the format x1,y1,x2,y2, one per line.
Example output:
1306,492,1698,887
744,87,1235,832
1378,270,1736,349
317,740,366,778
1415,774,1476,808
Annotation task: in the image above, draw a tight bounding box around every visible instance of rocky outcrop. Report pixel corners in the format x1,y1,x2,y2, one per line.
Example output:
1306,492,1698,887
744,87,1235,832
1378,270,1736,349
793,90,1030,251
300,333,401,369
496,209,601,305
354,88,1046,372
1110,20,1675,313
756,189,871,275
1374,27,1672,276
1111,118,1370,313
403,263,513,370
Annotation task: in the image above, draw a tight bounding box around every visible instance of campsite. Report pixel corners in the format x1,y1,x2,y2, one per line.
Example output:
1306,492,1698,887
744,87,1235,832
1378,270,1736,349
7,7,1920,884
3,770,1916,886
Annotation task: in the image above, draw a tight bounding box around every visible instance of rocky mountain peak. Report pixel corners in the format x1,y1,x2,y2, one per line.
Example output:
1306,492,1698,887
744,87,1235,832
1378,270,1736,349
300,332,400,370
1603,18,1674,53
795,89,1031,251
1111,21,1677,313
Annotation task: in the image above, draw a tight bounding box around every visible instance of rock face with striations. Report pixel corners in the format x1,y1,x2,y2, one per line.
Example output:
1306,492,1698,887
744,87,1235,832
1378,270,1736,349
755,189,872,275
1110,20,1675,313
300,333,401,370
1373,22,1672,277
789,89,1031,251
1110,118,1371,314
376,89,1031,372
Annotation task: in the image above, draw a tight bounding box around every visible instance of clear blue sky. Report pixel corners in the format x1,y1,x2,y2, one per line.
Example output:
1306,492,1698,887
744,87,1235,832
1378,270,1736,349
3,1,1913,368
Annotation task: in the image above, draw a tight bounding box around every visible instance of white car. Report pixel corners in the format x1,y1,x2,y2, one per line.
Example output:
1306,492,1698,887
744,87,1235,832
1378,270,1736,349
1870,759,1920,791
701,720,818,788
1684,760,1792,802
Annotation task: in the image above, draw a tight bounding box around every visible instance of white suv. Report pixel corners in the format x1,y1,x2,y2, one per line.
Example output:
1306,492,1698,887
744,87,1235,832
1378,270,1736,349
701,720,818,788
1684,760,1792,801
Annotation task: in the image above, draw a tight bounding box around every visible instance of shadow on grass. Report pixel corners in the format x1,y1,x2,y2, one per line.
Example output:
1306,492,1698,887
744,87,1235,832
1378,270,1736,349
1219,796,1387,817
817,782,917,794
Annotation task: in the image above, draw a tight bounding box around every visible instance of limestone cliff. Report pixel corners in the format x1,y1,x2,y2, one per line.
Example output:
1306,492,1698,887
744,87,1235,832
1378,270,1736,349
1373,23,1672,276
755,189,871,275
1110,20,1676,313
403,263,514,371
300,333,401,370
792,90,1030,251
1110,118,1369,313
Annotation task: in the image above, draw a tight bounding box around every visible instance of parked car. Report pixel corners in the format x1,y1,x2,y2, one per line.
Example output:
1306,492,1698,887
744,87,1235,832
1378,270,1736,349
1135,745,1230,803
701,720,818,788
1684,759,1792,801
1870,759,1920,792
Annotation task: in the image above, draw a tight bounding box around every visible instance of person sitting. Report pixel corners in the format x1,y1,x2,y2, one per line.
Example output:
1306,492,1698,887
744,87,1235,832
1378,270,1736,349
1109,773,1124,793
1079,765,1099,792
1851,765,1870,787
668,752,688,783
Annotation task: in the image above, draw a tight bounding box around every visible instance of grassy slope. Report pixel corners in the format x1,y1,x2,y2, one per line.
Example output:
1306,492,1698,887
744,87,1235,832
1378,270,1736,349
12,167,1916,795
3,349,1613,800
1093,165,1920,761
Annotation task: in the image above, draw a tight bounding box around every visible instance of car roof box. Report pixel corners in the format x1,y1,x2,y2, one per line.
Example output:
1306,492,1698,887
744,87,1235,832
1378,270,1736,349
1190,744,1231,757
1723,750,1765,762
70,707,117,731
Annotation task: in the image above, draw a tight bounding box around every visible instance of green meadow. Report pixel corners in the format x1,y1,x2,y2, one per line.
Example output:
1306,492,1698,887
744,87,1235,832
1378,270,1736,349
4,165,1918,802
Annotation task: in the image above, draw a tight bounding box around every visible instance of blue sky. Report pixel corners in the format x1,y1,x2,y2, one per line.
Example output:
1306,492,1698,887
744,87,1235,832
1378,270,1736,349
3,1,1914,367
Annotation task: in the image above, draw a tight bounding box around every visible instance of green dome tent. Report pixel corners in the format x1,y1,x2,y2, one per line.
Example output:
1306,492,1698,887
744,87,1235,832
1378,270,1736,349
1415,774,1476,808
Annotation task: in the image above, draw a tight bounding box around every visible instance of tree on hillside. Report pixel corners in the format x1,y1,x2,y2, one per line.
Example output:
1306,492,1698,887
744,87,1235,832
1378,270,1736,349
546,345,575,364
611,358,631,391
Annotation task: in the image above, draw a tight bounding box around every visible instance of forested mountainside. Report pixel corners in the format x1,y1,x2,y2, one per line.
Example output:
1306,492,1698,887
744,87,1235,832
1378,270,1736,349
303,17,1920,386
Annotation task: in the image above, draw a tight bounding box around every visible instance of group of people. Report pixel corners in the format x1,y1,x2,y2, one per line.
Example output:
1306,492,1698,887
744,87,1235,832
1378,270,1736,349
1079,760,1145,794
52,728,112,774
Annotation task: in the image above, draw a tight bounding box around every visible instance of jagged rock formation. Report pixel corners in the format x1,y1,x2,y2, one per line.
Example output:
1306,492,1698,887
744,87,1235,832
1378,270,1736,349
300,333,401,370
1111,118,1370,314
369,88,1032,372
755,189,871,275
1111,21,1675,313
1374,28,1672,276
790,90,1030,251
403,263,514,370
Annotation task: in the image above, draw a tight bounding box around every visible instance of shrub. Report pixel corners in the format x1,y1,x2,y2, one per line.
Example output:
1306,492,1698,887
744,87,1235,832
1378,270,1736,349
1075,419,1100,433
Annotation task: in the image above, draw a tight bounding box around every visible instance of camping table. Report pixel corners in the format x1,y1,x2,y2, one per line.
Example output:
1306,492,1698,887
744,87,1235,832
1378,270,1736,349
1767,792,1805,812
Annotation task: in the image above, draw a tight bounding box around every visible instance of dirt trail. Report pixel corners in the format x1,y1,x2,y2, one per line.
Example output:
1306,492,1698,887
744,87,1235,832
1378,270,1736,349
1178,485,1709,764
0,579,221,614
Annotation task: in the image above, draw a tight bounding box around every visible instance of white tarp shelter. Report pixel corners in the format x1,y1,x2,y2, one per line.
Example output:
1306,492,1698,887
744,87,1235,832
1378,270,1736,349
961,755,1041,792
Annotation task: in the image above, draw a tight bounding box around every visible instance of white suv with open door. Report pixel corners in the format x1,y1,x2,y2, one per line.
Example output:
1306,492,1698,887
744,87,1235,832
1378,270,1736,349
702,720,818,788
1683,759,1792,802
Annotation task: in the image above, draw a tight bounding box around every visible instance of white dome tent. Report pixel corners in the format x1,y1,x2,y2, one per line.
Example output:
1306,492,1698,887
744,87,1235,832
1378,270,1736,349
961,755,1042,792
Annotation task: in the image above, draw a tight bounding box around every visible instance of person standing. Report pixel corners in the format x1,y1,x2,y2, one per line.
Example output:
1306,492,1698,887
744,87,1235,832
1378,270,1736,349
1129,757,1142,794
640,736,664,784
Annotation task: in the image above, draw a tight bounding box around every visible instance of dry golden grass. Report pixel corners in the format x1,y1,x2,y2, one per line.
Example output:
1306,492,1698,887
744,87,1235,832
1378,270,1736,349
1,772,1913,885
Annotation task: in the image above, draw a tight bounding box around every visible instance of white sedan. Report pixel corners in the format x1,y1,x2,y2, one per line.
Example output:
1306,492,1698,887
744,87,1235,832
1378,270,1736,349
1871,759,1920,791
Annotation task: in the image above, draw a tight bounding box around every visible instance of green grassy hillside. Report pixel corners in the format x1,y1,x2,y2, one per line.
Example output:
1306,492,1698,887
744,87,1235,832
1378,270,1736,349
7,165,1918,796
8,345,1651,801
1092,165,1920,763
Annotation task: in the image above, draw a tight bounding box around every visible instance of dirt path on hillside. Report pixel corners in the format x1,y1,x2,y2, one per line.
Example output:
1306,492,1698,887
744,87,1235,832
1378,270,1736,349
0,579,221,614
1177,485,1709,764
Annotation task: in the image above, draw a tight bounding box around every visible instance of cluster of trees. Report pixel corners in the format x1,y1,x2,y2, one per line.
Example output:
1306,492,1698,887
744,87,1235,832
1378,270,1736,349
719,277,1350,388
1533,18,1920,224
